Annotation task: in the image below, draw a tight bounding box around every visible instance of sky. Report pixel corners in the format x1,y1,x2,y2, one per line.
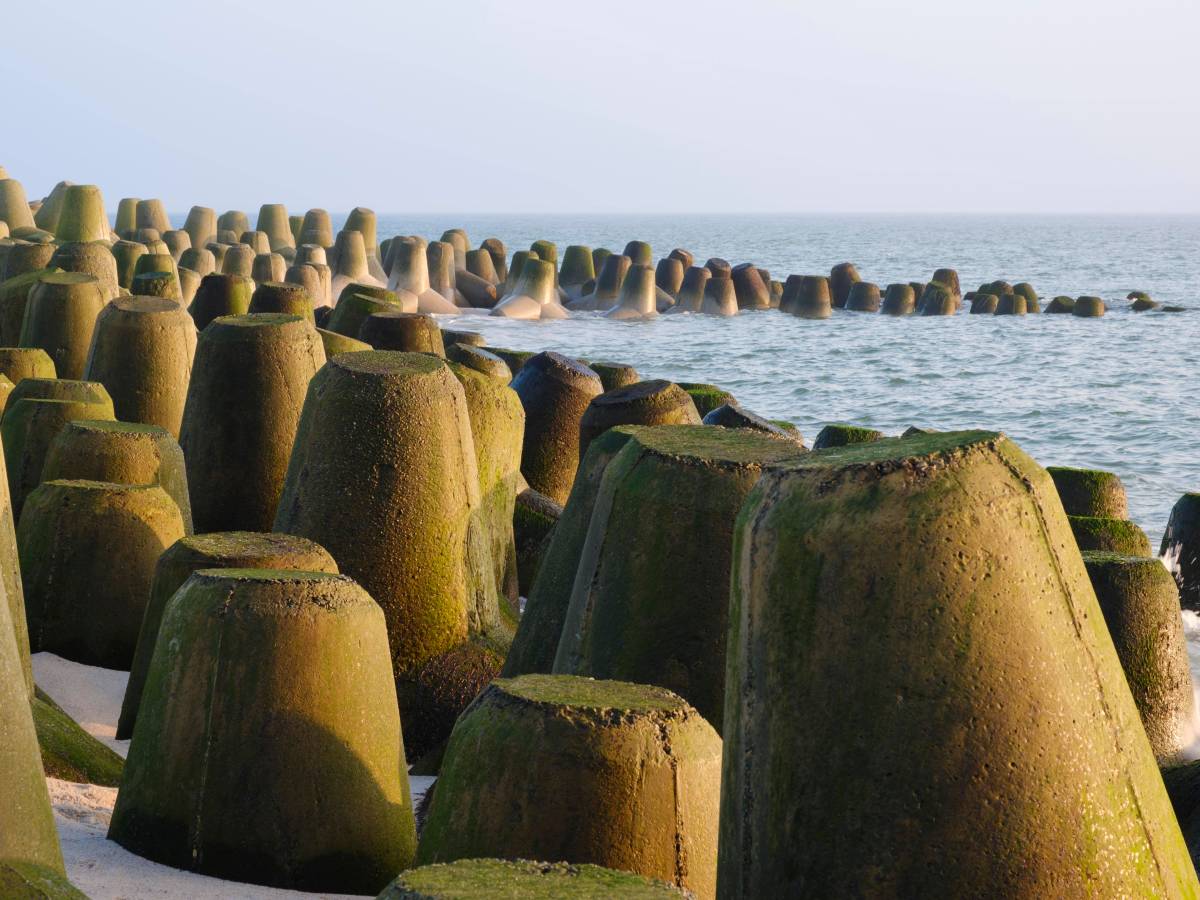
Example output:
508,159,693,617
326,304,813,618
2,0,1197,215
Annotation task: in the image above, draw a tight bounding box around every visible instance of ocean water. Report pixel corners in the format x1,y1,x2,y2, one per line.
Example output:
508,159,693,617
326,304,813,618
188,212,1200,545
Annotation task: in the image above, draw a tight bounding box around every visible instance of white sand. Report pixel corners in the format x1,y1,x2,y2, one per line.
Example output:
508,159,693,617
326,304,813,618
31,652,435,900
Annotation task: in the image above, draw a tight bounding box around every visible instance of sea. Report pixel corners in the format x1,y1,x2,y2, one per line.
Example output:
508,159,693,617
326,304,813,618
180,212,1200,547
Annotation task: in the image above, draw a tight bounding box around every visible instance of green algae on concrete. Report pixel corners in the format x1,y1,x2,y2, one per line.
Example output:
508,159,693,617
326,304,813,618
553,425,802,730
19,480,185,669
83,296,197,438
360,310,446,356
811,422,883,450
1048,465,1129,518
584,360,640,392
0,510,62,875
248,280,313,320
502,427,640,677
49,241,119,301
0,348,54,386
417,674,719,898
676,382,736,417
406,638,505,766
1081,552,1195,764
326,289,407,338
880,282,916,316
513,487,560,599
52,184,108,244
109,569,416,894
702,404,803,444
511,352,603,505
188,273,253,330
918,280,957,315
719,429,1198,898
484,346,533,378
377,859,692,899
0,269,59,346
32,685,123,786
448,361,524,628
1068,514,1152,556
117,531,337,740
0,417,30,696
274,352,487,743
42,418,193,533
19,272,106,380
0,860,86,899
180,314,325,532
446,344,511,381
317,327,371,359
829,261,861,309
778,275,831,319
578,380,700,458
1074,295,1107,317
2,387,116,519
1046,295,1076,313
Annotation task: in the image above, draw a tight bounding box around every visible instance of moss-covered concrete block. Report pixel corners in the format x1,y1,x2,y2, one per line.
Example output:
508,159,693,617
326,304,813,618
719,430,1196,897
109,569,416,893
553,426,802,730
1081,552,1194,764
417,674,719,898
377,859,692,898
1047,465,1129,518
1068,514,1152,556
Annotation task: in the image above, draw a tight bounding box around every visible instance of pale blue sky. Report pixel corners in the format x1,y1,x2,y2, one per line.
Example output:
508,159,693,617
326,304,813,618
2,0,1196,214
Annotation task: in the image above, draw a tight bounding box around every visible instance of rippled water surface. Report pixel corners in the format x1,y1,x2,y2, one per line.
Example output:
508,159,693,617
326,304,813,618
223,212,1200,544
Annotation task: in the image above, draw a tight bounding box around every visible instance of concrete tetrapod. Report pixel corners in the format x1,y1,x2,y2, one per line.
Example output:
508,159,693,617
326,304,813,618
19,480,185,668
248,280,313,320
180,314,325,532
135,199,171,234
33,181,72,234
560,245,595,303
42,418,192,532
493,258,566,320
700,276,738,316
811,422,883,449
116,532,337,740
919,281,958,316
109,569,416,893
1081,551,1195,765
52,184,108,243
969,293,1000,314
0,415,31,697
604,264,658,320
845,281,881,312
572,253,629,312
829,261,861,309
359,310,446,356
19,273,106,380
0,178,37,231
1074,296,1107,317
327,287,415,337
669,266,710,314
0,347,55,385
377,859,692,898
387,239,458,314
553,426,800,731
656,257,685,298
702,403,802,443
583,360,639,392
344,207,384,279
511,352,603,504
446,344,511,381
3,243,56,282
1047,465,1129,518
317,328,372,359
677,383,736,418
730,263,770,310
49,242,118,301
446,362,525,619
182,206,217,252
1068,514,1152,556
83,296,197,437
1163,493,1200,611
779,275,831,319
2,382,115,519
427,241,464,307
273,352,489,738
179,247,216,280
0,558,64,875
330,229,383,299
718,430,1198,898
578,380,700,458
251,252,287,285
256,203,295,254
880,282,917,316
418,675,719,898
188,273,252,330
111,239,148,290
298,208,334,248
502,427,641,677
